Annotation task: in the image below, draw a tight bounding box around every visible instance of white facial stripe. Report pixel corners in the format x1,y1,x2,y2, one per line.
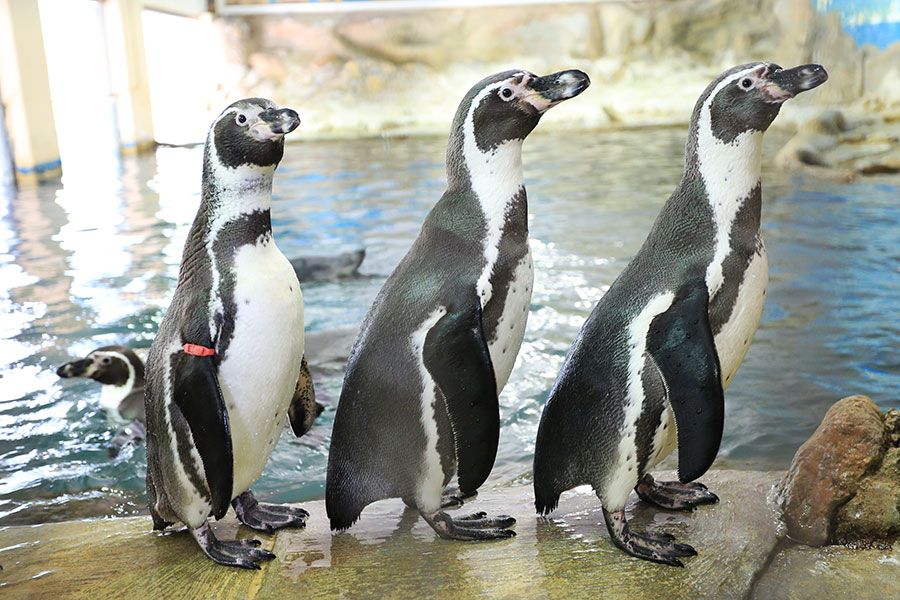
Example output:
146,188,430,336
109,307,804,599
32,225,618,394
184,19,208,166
497,72,531,102
413,307,448,512
463,81,528,308
697,65,767,299
91,350,137,414
604,291,675,510
204,129,276,342
218,104,265,124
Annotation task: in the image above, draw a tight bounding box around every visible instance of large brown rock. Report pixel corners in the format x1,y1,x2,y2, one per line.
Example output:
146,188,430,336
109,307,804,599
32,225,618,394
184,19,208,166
833,409,900,545
778,395,886,546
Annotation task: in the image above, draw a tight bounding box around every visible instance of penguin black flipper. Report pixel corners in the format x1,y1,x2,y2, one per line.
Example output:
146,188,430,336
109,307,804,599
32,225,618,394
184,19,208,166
423,301,499,495
171,350,233,520
117,387,146,423
646,279,724,483
288,354,317,437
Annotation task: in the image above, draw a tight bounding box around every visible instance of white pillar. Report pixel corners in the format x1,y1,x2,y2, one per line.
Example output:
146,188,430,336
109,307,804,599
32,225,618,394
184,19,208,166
104,0,155,153
0,0,62,183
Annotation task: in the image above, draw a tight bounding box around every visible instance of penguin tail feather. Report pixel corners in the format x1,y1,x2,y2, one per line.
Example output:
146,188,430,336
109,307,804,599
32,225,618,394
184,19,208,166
328,513,361,533
533,483,561,516
325,491,363,532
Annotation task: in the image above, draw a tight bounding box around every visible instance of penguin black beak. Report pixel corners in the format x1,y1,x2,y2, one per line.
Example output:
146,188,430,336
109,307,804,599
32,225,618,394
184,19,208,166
524,70,591,112
57,358,93,378
763,64,828,103
252,108,301,141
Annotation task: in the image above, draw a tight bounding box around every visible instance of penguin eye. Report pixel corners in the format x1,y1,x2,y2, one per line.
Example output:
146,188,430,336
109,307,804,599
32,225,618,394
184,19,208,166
740,78,753,89
100,356,112,366
236,113,248,125
500,87,514,100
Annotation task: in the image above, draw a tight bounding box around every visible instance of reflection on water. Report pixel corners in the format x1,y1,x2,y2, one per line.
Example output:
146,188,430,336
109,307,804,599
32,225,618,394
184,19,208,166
0,129,898,525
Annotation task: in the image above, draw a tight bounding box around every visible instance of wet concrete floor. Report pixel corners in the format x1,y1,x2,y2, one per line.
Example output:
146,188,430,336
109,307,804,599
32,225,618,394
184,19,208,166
0,470,896,599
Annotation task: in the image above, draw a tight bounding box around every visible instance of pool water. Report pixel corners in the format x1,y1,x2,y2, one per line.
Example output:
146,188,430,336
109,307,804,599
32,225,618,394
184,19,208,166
1,128,898,525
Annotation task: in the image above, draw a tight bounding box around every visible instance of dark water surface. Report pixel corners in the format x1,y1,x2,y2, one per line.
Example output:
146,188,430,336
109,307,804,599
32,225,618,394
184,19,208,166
1,129,898,525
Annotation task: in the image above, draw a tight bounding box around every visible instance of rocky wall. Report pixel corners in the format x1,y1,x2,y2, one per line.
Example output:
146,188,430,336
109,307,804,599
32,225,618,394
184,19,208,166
208,0,900,138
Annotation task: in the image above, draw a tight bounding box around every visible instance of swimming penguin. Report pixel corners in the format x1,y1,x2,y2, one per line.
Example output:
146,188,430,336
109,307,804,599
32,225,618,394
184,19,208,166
326,69,590,540
533,63,827,566
144,98,315,569
289,248,366,283
57,345,147,455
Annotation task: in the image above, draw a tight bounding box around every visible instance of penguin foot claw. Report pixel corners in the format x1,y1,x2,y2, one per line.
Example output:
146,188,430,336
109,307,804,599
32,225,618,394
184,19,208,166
440,487,478,510
635,474,719,511
457,511,487,521
602,508,697,567
421,509,516,541
232,490,309,532
190,521,275,569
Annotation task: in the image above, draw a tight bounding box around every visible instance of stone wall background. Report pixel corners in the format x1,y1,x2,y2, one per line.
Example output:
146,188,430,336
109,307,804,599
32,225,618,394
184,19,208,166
207,0,900,137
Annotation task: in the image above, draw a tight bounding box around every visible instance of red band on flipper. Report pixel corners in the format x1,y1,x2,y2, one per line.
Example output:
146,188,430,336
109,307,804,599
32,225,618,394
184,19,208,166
183,343,215,357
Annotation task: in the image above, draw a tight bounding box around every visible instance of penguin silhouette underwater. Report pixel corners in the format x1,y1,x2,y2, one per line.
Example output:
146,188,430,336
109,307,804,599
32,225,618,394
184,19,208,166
143,98,318,569
533,63,828,566
326,69,590,540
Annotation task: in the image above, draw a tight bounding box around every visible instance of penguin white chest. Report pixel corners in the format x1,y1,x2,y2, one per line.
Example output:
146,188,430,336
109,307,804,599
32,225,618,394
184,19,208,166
484,250,533,393
713,247,768,389
216,239,304,497
99,384,131,418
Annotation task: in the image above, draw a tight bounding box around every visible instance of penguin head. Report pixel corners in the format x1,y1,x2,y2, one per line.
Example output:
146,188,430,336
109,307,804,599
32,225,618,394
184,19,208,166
207,98,301,171
454,69,590,150
57,345,143,387
697,63,828,142
447,69,589,186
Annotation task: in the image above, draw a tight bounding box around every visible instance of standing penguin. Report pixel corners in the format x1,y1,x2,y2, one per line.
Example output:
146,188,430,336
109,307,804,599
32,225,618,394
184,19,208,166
57,345,147,455
327,69,590,540
533,63,827,565
144,98,317,569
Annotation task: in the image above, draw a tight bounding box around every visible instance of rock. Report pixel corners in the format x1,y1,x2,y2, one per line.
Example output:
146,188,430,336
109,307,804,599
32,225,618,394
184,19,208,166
774,109,851,169
208,0,900,140
833,410,900,545
774,131,838,168
0,471,783,599
778,395,886,546
855,148,900,174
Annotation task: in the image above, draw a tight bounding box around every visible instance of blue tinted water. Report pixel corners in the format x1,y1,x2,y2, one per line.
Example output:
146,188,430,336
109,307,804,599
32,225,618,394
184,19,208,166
1,129,898,525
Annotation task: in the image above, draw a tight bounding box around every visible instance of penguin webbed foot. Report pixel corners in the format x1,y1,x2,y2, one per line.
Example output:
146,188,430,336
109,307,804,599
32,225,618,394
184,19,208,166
602,508,697,567
421,509,516,541
232,490,309,533
190,521,275,570
440,486,478,509
634,474,719,511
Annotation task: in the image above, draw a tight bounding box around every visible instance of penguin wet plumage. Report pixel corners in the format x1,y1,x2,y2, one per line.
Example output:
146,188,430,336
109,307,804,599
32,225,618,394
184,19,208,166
533,63,827,566
57,345,147,456
326,69,590,540
144,98,315,569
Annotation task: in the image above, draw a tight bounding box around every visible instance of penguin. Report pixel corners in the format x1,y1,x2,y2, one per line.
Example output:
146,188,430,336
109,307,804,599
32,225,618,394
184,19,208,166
533,63,828,566
289,248,366,282
57,344,325,459
56,345,147,456
326,69,590,540
143,98,317,569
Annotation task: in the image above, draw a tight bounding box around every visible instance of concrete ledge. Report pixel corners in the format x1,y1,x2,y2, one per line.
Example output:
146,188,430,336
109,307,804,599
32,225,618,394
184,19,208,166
1,469,896,599
0,470,784,599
